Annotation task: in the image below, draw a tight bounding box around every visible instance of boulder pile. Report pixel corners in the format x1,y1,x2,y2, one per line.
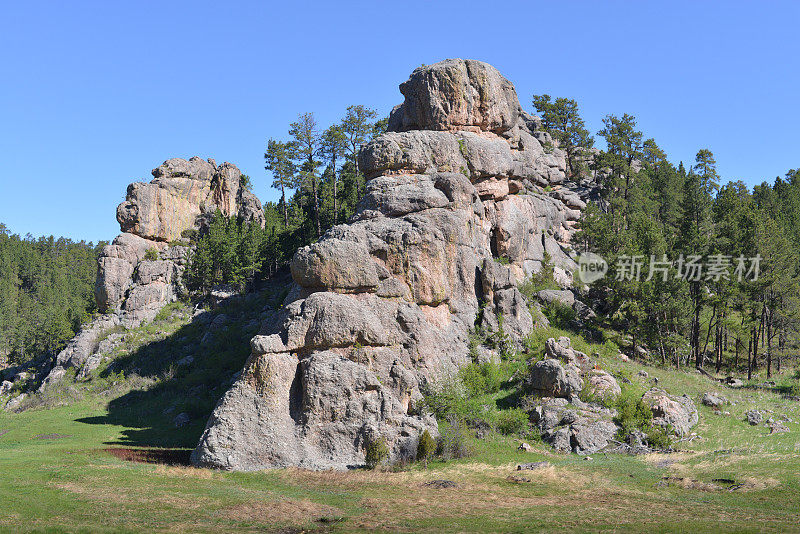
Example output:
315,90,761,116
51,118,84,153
523,337,697,453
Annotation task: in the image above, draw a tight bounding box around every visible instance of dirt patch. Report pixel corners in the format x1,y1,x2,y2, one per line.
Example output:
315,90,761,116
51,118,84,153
0,430,8,438
221,498,343,526
104,447,192,465
35,433,71,440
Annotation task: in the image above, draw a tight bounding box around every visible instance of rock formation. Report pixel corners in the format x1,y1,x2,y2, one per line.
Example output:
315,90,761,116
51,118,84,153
193,59,592,471
97,157,265,317
41,157,264,388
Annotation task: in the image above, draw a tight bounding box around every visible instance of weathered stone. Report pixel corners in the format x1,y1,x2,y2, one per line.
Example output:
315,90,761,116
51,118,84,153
746,410,763,426
571,420,618,454
701,392,728,409
4,393,24,411
548,427,572,452
537,289,574,307
586,369,621,400
526,359,583,398
388,59,522,133
517,461,551,470
39,314,121,390
768,421,789,434
642,388,699,436
118,157,264,242
544,337,592,371
292,239,379,292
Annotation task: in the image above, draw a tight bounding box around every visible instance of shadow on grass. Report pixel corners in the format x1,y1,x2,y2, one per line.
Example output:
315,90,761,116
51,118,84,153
76,273,291,451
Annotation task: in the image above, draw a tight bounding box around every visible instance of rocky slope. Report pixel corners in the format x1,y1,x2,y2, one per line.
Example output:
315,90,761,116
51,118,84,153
40,157,264,388
192,59,595,471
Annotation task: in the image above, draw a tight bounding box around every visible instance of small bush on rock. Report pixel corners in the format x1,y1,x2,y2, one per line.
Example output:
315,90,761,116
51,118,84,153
365,436,389,469
144,248,159,261
518,252,559,297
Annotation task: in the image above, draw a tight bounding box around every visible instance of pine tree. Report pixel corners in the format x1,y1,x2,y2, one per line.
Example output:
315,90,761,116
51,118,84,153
319,125,347,225
340,105,378,199
289,113,323,238
264,139,296,228
531,94,594,179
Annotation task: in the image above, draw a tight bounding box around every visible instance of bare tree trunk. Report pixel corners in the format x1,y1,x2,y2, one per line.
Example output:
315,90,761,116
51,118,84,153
332,157,338,225
280,189,288,228
312,179,321,238
766,306,773,379
692,283,703,369
702,303,717,366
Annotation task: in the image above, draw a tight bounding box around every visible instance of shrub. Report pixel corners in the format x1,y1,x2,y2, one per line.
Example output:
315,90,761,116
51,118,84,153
645,425,673,450
612,389,653,437
419,377,487,425
180,228,198,241
153,302,184,323
416,430,437,463
542,300,576,329
459,361,507,397
467,329,488,362
365,436,389,469
488,313,514,359
437,417,474,460
144,248,159,261
518,253,560,298
496,408,529,436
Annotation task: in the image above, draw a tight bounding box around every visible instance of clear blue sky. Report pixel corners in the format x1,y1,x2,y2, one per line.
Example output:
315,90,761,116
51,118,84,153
2,0,798,243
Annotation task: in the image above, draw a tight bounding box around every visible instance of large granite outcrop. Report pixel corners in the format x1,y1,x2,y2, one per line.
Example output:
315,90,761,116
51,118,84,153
41,157,264,389
117,157,265,242
193,59,590,471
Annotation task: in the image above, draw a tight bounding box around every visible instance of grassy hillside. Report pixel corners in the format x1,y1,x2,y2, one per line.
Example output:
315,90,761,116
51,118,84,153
1,302,799,531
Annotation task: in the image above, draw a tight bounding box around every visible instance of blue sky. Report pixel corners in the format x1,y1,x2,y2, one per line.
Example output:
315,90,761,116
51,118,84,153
2,0,798,243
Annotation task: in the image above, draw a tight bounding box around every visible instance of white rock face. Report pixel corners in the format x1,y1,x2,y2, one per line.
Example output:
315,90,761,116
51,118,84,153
193,59,597,471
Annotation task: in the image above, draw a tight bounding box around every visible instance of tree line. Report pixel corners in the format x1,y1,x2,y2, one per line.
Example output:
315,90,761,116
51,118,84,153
538,94,800,377
0,224,102,366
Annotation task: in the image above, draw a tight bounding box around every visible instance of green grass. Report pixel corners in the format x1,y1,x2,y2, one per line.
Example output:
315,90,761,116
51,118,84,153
2,303,800,530
2,384,799,532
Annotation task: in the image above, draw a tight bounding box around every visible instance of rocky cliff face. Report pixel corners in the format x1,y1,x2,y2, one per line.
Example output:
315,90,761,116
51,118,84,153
192,59,591,471
42,157,264,388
